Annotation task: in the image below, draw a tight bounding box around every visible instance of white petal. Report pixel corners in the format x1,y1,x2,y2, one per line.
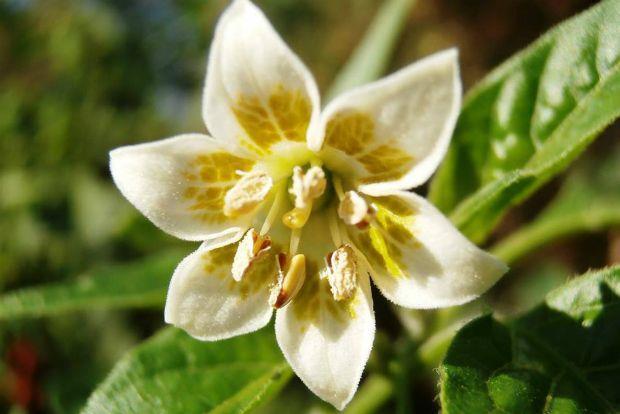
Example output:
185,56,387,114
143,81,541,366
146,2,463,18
312,49,461,194
354,191,507,308
110,134,257,241
165,237,275,341
204,0,320,155
275,268,375,410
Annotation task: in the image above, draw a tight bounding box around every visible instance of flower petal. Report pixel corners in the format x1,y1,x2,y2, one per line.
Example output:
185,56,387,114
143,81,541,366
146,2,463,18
312,49,461,194
164,236,275,341
110,134,257,241
204,0,320,156
275,253,375,409
352,191,507,308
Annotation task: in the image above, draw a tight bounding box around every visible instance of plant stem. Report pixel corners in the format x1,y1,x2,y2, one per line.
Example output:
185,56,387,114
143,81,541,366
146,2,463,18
325,0,417,102
491,207,620,265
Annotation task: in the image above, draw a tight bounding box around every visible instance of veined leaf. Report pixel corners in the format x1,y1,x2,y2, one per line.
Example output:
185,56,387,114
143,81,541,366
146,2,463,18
324,0,416,101
0,250,187,319
82,327,292,414
429,0,620,242
492,146,620,264
440,266,620,413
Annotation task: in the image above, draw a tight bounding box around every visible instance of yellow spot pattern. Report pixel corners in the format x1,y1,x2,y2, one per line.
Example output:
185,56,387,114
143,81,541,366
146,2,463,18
202,244,276,300
324,112,414,185
182,152,254,223
232,85,311,154
353,196,418,279
291,260,358,329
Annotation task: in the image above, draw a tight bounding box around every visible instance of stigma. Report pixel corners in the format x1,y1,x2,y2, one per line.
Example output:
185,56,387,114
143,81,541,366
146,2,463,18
282,166,326,229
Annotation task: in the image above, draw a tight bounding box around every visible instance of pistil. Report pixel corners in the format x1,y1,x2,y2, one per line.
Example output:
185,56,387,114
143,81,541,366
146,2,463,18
282,166,326,230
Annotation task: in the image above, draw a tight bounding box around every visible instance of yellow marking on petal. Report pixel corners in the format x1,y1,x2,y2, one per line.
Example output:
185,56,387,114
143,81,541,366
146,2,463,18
291,260,359,328
360,227,404,277
203,244,237,275
201,243,276,300
182,152,255,223
232,85,311,153
323,111,414,185
352,196,419,279
357,145,413,185
325,112,374,155
373,202,417,245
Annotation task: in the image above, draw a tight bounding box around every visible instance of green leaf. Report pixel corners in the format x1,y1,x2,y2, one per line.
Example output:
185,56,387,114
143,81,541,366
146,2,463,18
440,266,620,413
491,146,620,264
82,327,292,414
429,0,620,242
0,250,187,319
324,0,416,101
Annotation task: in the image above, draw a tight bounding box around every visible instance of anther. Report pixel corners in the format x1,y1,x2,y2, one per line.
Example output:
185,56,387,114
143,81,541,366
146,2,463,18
223,171,273,217
325,244,357,301
338,191,370,226
231,228,272,281
269,253,306,308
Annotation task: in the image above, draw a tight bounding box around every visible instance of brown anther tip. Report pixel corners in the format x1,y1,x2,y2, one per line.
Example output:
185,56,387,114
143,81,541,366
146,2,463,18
355,220,370,230
269,253,306,309
276,252,288,270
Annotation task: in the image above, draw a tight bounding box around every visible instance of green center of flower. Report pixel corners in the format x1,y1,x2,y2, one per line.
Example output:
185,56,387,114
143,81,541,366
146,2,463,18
223,163,368,309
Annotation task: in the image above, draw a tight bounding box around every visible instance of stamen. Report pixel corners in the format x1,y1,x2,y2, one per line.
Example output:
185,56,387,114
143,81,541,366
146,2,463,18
332,176,345,201
269,253,306,308
224,171,273,217
289,228,301,256
231,228,271,282
260,185,285,236
328,207,343,247
338,191,369,226
325,244,358,301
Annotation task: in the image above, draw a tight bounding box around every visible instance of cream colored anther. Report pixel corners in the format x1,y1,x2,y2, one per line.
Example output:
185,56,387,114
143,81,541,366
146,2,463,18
338,191,369,226
269,253,306,308
223,171,273,217
231,228,272,282
325,244,357,301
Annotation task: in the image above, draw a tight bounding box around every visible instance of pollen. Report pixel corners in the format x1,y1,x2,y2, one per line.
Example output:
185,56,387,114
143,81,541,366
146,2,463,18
325,244,358,301
338,191,369,226
269,253,306,308
231,228,272,282
223,171,273,217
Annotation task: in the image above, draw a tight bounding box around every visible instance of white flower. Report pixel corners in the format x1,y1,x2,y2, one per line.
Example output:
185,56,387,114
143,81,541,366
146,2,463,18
109,0,508,409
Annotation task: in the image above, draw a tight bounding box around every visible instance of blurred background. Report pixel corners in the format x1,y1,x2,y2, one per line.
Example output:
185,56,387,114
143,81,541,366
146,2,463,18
1,0,617,413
